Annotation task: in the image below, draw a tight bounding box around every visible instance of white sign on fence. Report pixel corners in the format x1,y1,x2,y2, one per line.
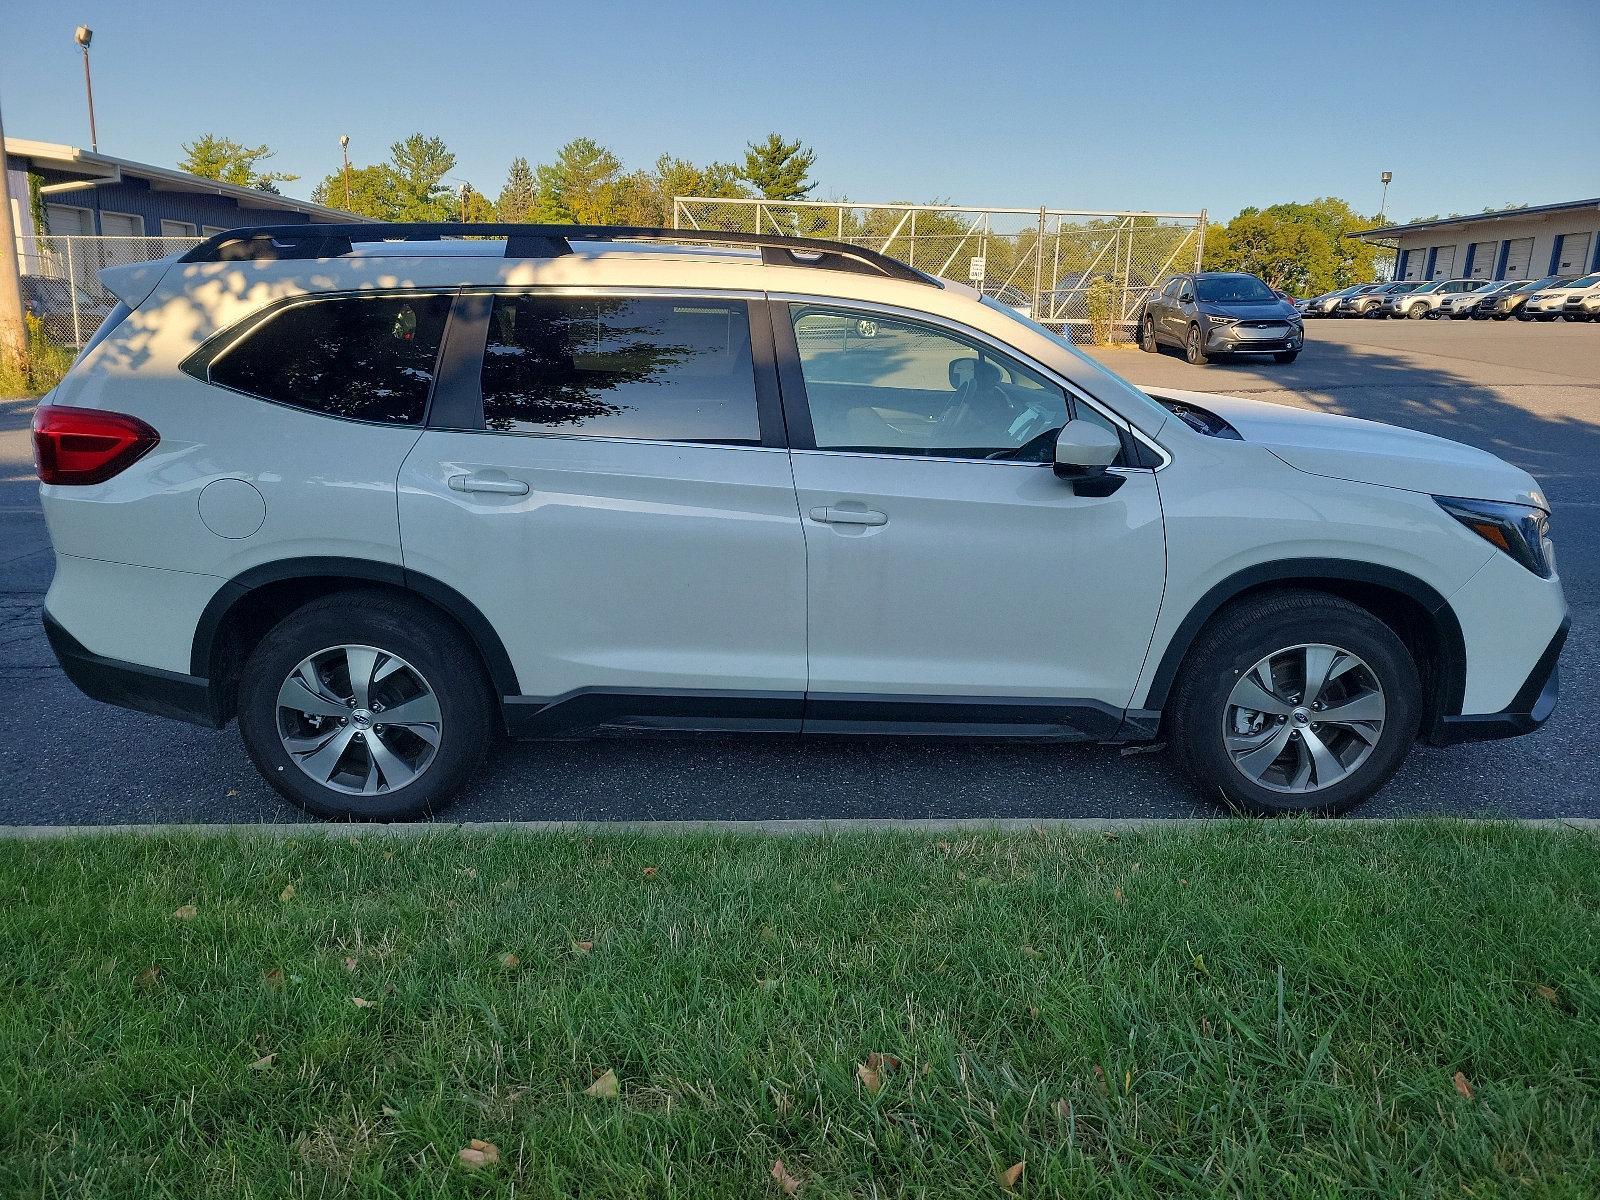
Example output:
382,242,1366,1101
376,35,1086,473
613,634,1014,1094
968,256,986,282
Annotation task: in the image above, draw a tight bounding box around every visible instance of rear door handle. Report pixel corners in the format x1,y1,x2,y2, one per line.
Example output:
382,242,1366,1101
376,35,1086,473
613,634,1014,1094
808,506,887,526
448,474,529,496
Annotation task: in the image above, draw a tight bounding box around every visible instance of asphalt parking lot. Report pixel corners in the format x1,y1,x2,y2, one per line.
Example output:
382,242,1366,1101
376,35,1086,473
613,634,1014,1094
2,319,1597,825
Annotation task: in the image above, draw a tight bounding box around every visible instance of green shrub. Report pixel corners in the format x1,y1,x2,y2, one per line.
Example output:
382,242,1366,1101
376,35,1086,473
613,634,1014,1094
0,315,75,398
1085,277,1119,345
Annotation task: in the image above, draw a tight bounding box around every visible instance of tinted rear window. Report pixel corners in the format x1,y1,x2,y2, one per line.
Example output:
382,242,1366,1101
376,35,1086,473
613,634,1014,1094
207,294,452,424
479,296,760,444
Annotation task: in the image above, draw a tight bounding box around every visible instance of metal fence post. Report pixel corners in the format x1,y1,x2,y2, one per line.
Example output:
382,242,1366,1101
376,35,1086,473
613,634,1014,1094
1034,208,1046,303
67,238,82,347
1196,210,1207,272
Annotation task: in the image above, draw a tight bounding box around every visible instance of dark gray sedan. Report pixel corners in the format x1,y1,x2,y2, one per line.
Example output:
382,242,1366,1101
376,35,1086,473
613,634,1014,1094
1138,272,1303,365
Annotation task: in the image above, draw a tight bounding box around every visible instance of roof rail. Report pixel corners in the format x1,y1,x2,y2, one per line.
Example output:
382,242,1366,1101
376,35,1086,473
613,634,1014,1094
177,223,940,286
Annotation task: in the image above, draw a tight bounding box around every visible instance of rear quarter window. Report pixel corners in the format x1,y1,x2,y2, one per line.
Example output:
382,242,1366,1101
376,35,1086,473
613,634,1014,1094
200,294,452,424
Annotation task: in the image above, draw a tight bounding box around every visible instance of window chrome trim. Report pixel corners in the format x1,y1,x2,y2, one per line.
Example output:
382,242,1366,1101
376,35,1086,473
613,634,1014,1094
767,292,1171,469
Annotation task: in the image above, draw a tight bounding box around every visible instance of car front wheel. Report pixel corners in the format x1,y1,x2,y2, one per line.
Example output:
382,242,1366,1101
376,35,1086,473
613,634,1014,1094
1141,316,1156,352
1185,324,1209,365
237,591,493,820
1169,590,1420,816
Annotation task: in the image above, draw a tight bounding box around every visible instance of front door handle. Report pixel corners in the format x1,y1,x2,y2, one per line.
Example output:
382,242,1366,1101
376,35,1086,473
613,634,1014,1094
448,474,529,496
808,506,887,526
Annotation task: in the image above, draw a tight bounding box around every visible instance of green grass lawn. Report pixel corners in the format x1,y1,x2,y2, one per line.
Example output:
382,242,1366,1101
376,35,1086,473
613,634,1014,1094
1,822,1596,1198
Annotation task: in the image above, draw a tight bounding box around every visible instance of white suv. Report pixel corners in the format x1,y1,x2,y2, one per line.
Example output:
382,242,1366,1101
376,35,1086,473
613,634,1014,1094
33,224,1568,820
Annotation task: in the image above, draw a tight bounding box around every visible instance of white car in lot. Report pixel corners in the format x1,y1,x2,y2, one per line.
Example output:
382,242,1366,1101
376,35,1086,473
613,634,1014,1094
1378,278,1490,319
1553,271,1600,320
1440,279,1520,319
1518,277,1581,320
33,224,1567,820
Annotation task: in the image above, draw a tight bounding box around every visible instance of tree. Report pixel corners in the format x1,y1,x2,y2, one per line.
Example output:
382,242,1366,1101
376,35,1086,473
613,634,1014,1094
497,156,538,222
178,134,298,191
388,133,456,221
457,183,496,222
738,133,816,201
1203,198,1381,295
531,138,624,223
311,163,402,220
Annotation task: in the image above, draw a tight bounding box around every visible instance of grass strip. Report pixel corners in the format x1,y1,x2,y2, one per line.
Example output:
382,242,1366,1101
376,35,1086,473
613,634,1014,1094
0,820,1596,1198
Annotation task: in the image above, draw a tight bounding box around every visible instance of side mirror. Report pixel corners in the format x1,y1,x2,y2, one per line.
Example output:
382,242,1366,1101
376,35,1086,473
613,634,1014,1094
1054,420,1125,497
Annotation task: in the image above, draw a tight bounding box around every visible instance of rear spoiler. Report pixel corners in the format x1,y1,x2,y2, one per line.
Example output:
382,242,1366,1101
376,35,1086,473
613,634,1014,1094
98,256,181,309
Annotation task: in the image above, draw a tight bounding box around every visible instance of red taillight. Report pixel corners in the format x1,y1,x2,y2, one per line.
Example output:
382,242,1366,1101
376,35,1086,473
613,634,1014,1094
32,405,159,486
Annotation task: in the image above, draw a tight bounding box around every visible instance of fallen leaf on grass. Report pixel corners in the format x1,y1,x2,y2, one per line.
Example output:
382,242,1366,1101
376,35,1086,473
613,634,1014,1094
279,883,295,902
381,1105,401,1118
343,957,358,973
351,996,376,1009
457,1139,500,1169
1453,1071,1474,1099
856,1053,899,1095
173,904,198,920
501,953,520,969
642,866,658,878
771,1087,793,1116
263,968,283,988
1020,945,1040,958
999,1160,1025,1192
134,966,161,988
1113,887,1125,904
771,1158,802,1195
458,867,478,880
571,940,593,955
1536,984,1559,1004
585,1068,619,1098
249,1054,275,1071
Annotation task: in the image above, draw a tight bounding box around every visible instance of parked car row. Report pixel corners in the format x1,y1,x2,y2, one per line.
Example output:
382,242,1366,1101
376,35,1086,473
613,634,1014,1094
1300,274,1600,321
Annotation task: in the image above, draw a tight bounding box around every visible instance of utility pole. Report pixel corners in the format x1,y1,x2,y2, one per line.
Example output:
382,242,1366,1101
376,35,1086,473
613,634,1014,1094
1378,171,1392,224
339,134,351,210
0,62,30,380
75,26,97,152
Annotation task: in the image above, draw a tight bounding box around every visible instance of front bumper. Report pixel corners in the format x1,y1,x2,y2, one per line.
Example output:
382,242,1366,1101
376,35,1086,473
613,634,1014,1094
43,611,224,728
1431,616,1568,745
1207,325,1301,353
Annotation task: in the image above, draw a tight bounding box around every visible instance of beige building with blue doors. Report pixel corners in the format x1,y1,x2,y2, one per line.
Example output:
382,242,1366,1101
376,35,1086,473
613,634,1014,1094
1357,198,1600,283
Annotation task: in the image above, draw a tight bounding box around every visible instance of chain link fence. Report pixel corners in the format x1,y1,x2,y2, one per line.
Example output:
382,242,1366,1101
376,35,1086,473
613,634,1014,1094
14,235,203,347
673,198,1205,344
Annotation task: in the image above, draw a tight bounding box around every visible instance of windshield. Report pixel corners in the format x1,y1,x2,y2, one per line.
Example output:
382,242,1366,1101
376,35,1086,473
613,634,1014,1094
1388,283,1421,293
1570,273,1600,288
1517,276,1566,292
1195,274,1277,304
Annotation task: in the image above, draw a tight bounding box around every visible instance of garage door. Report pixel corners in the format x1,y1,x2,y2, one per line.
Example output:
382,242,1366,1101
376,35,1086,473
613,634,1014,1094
1467,241,1497,279
1430,246,1456,279
1555,233,1593,274
1501,237,1533,280
1401,248,1425,280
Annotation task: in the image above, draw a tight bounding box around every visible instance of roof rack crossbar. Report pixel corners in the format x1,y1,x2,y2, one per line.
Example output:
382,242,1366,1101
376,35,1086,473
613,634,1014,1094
177,222,939,286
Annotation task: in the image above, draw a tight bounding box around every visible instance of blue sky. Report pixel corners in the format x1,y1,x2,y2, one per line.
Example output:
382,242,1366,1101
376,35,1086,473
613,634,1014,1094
2,0,1596,222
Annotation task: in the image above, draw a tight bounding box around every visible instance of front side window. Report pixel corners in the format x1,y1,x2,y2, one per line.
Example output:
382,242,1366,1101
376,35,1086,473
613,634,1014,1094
207,294,451,424
1161,278,1185,301
479,296,760,444
790,306,1106,463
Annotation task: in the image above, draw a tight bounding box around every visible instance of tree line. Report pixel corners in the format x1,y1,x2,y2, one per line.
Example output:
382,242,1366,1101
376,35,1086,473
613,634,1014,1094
178,133,1429,297
179,132,818,226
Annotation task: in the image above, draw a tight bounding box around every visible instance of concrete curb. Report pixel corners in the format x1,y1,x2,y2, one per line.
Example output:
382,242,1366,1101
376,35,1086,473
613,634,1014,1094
0,817,1595,839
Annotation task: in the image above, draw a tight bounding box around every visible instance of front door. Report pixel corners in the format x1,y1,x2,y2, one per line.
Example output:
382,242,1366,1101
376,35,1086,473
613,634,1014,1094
775,302,1166,737
399,291,808,731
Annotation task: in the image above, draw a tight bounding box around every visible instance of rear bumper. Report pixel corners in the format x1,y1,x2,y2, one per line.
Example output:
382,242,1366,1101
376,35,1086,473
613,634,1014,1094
1431,615,1568,746
43,611,223,728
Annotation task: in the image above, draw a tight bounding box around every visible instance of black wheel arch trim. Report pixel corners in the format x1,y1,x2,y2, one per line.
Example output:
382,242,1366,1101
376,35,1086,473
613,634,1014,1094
1140,558,1467,730
191,556,520,697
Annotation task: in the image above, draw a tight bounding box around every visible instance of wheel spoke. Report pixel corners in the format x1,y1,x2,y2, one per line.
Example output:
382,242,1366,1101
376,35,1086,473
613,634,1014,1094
1318,691,1385,726
290,726,357,783
277,676,350,720
1301,646,1338,706
365,732,417,792
378,692,441,732
344,648,382,709
1232,673,1291,717
1232,721,1294,780
1299,726,1346,787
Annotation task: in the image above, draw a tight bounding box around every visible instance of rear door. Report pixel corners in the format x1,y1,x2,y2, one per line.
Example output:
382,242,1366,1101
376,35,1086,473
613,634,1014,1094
775,300,1165,734
398,290,808,729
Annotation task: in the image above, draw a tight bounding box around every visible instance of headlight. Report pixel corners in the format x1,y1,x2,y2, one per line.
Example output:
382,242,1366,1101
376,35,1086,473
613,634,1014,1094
1435,496,1555,578
1200,311,1237,325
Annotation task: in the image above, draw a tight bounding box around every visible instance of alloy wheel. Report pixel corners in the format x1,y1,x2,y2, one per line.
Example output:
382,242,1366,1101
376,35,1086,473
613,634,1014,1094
276,644,442,795
1222,643,1386,794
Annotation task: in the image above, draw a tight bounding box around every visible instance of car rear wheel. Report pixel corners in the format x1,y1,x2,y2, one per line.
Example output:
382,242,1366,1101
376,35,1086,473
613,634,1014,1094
1140,316,1156,352
1169,590,1420,816
1184,324,1209,365
237,591,493,820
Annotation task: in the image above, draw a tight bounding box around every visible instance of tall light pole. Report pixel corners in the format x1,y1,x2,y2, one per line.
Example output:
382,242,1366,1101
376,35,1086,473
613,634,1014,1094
0,61,29,379
339,134,351,210
1378,171,1392,224
75,26,97,152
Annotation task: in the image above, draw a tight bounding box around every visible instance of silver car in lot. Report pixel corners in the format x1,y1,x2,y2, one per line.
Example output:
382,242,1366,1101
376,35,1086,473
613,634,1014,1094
1378,279,1490,319
1440,279,1519,319
1301,284,1366,317
1339,282,1417,318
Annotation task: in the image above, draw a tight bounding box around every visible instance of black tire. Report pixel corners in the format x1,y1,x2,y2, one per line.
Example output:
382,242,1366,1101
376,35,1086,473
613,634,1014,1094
1168,590,1421,817
1140,315,1157,353
1273,350,1299,364
237,590,493,820
1184,323,1209,365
